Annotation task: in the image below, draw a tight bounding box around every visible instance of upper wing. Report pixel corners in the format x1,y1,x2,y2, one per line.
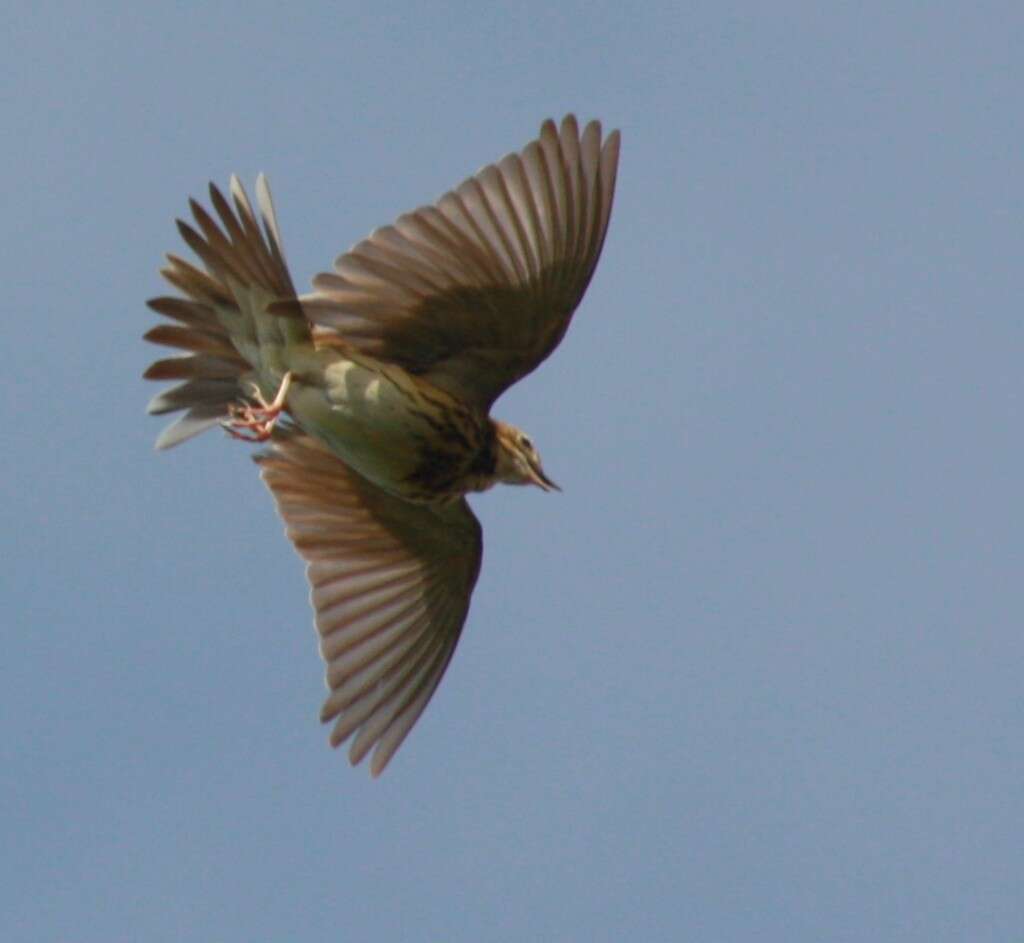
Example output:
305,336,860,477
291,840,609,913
294,115,620,409
256,430,483,776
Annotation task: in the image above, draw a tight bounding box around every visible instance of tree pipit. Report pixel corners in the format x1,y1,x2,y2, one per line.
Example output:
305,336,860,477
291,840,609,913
144,115,620,775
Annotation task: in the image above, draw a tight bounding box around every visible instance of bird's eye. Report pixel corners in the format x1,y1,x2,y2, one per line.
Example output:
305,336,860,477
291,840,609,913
520,435,533,452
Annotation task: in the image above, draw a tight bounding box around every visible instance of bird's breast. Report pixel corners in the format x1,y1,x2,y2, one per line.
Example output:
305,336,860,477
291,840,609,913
286,355,493,503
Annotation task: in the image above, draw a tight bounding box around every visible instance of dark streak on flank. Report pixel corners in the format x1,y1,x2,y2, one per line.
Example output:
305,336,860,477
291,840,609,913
403,411,496,501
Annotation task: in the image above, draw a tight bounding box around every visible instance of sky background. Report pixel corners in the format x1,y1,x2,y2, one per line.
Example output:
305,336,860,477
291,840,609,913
4,2,1023,940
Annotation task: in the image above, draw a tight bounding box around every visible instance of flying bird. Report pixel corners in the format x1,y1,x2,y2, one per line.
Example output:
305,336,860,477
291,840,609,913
144,115,620,775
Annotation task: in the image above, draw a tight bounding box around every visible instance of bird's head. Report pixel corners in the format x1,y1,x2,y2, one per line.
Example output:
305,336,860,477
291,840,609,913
493,421,560,492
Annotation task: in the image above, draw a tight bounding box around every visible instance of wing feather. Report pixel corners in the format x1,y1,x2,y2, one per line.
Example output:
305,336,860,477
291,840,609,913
302,115,620,408
256,430,482,776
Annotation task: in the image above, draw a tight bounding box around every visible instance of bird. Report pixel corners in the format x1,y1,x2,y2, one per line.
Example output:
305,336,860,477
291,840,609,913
143,114,620,776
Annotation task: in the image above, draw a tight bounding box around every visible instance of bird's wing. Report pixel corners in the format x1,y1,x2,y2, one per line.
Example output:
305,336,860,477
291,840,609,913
292,115,620,410
256,430,483,776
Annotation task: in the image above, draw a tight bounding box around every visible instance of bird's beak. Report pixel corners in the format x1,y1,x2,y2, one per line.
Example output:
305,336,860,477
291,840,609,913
529,462,561,492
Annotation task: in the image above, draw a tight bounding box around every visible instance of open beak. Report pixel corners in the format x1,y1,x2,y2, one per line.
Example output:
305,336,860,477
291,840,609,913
529,462,561,492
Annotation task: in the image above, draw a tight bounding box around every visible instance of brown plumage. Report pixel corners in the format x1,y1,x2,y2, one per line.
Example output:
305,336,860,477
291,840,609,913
144,115,620,774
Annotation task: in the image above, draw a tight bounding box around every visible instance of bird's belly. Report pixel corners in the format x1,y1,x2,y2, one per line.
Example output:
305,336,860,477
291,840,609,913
288,359,447,495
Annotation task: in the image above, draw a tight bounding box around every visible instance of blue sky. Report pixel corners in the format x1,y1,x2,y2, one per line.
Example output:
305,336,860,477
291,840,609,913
4,2,1023,940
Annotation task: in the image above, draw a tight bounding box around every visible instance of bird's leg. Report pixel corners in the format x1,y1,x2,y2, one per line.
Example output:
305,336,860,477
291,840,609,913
222,372,293,442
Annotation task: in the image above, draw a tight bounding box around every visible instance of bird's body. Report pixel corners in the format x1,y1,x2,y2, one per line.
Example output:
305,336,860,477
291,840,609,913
284,350,498,505
144,115,619,774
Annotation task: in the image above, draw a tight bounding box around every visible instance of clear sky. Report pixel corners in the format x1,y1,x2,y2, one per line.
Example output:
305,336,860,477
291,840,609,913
4,2,1023,940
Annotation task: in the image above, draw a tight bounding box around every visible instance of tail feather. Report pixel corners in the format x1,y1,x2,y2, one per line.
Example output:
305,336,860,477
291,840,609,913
154,403,233,451
144,322,239,355
146,377,241,416
143,175,309,450
144,352,247,382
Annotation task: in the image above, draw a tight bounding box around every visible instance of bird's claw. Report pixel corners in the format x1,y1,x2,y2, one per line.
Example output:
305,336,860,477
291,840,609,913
221,372,292,443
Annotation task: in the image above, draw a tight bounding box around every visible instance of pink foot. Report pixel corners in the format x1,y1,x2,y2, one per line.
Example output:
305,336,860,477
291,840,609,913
222,372,292,442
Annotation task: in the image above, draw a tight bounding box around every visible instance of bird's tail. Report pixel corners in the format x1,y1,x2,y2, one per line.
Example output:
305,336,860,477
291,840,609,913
143,175,310,449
